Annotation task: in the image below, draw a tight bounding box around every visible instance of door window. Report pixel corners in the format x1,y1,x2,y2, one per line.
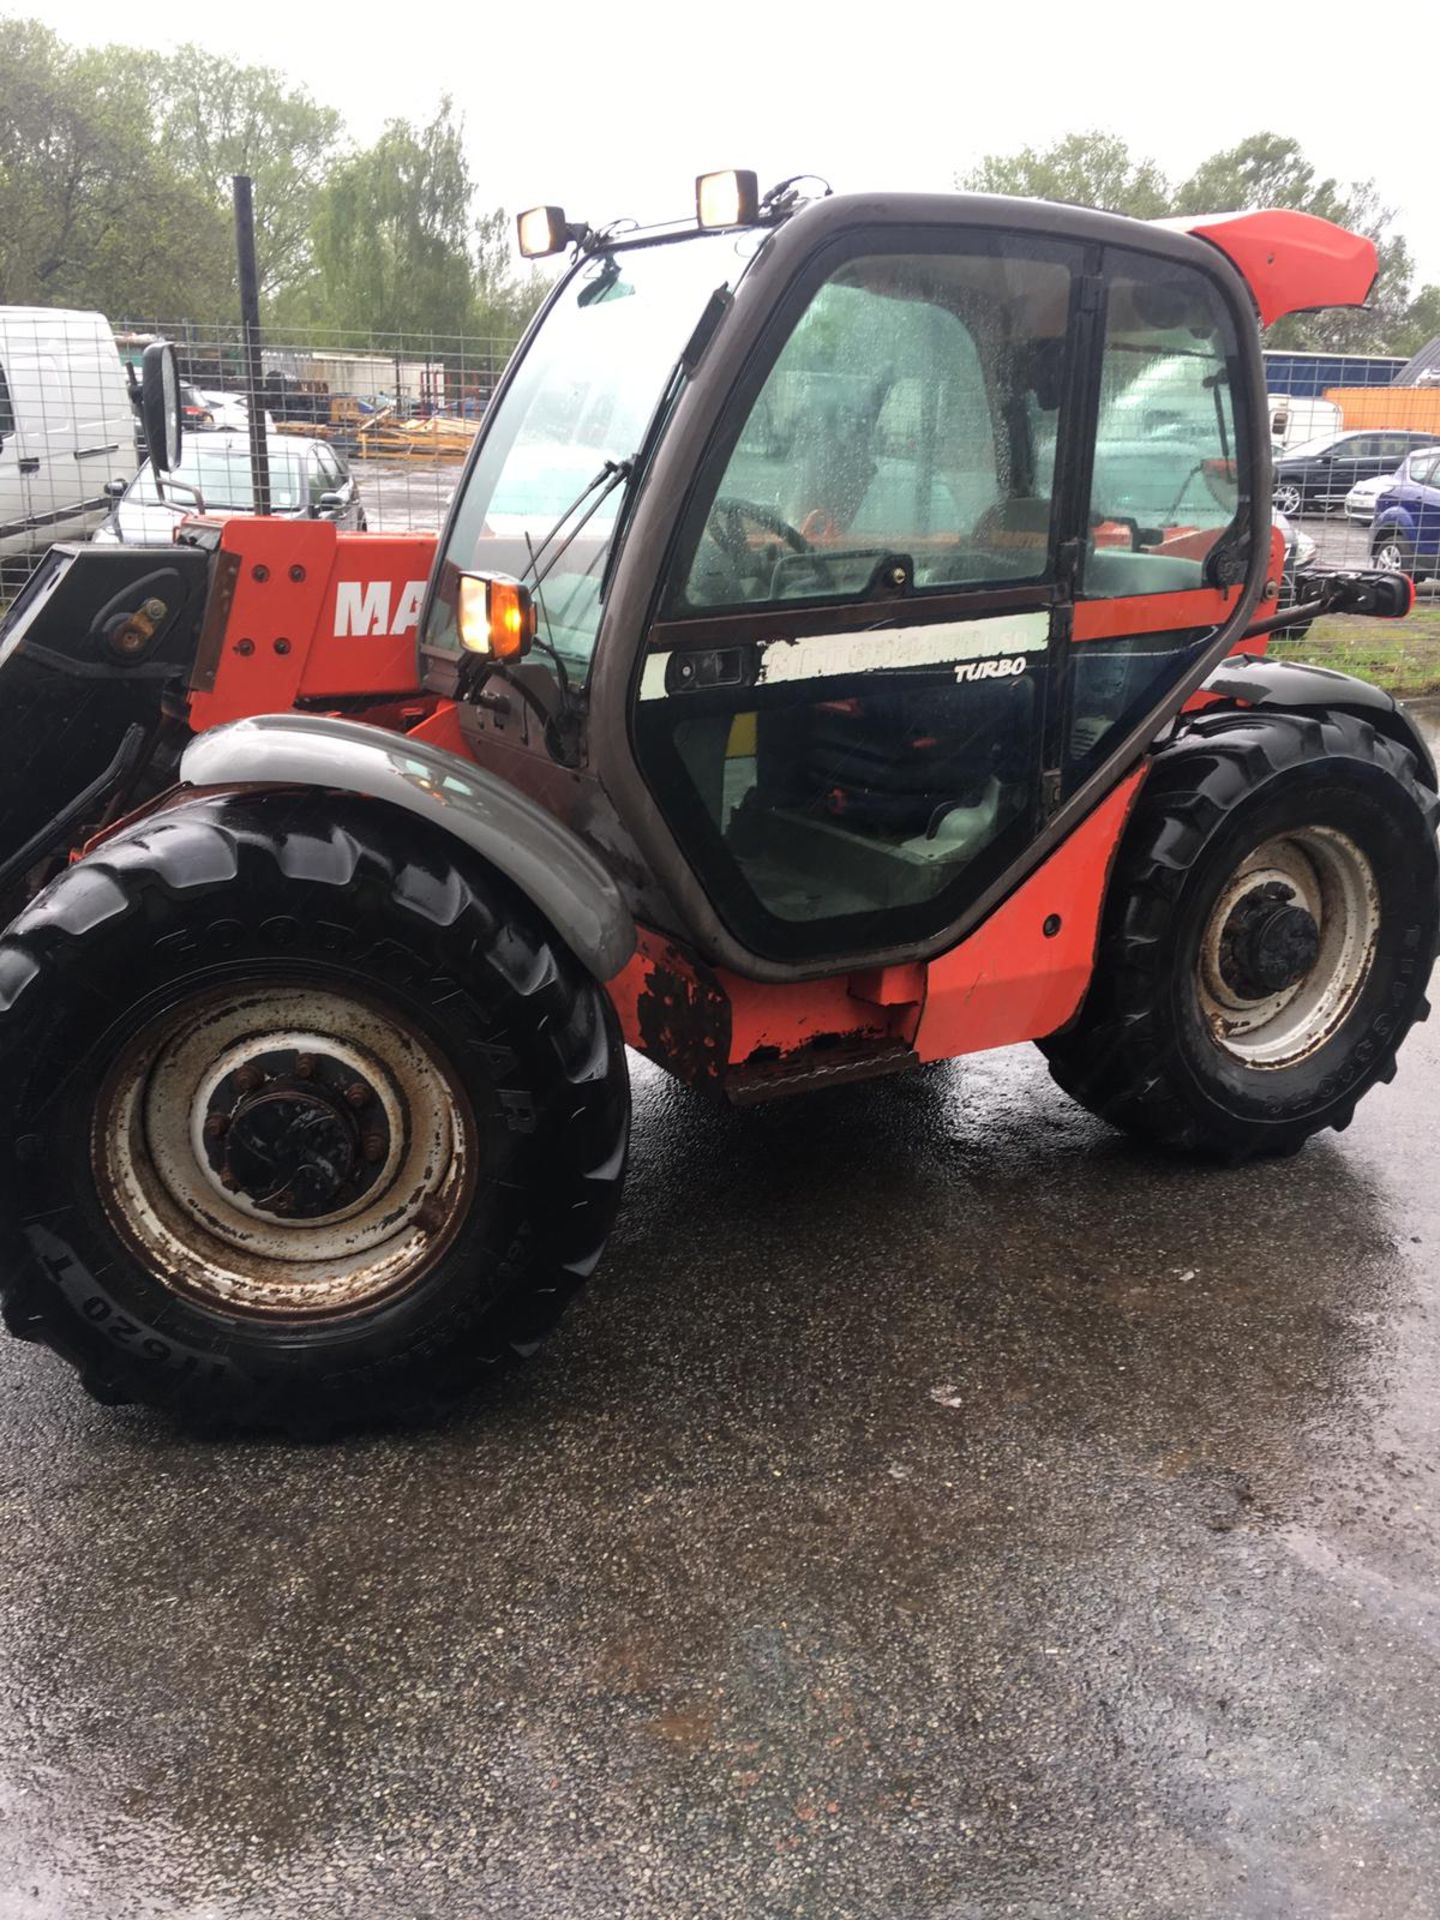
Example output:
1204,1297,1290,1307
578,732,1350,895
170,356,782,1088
671,248,1071,613
639,239,1080,962
0,360,14,439
1067,251,1248,794
1084,259,1242,599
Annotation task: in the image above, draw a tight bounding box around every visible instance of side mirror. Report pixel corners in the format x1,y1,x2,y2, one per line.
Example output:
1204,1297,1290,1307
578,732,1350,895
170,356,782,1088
141,341,183,474
103,477,128,499
317,491,347,516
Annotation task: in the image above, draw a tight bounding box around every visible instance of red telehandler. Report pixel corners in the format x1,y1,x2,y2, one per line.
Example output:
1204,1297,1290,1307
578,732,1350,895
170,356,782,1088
0,178,1432,1432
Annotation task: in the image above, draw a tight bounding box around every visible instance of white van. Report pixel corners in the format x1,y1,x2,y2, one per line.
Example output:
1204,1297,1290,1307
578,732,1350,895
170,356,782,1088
1268,393,1343,453
0,308,137,575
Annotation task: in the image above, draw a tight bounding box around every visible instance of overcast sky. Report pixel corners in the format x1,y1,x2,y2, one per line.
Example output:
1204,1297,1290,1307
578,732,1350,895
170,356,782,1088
40,0,1440,286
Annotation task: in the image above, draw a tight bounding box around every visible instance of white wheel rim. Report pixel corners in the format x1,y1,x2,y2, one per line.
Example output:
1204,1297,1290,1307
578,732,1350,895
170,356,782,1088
93,983,476,1317
1197,827,1379,1069
1374,542,1406,572
1274,485,1302,514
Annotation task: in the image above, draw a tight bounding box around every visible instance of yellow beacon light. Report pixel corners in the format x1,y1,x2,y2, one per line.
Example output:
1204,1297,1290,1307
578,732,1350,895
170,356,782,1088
456,573,536,662
696,170,760,230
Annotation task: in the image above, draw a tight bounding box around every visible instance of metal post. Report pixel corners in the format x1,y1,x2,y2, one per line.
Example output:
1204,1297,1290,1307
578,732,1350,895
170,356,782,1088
233,174,271,516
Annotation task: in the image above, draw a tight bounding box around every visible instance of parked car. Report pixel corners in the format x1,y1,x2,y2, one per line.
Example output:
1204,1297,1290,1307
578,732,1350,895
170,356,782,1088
1273,428,1440,516
1371,445,1440,579
199,389,250,433
179,382,218,430
93,433,366,545
1343,453,1430,524
0,306,136,583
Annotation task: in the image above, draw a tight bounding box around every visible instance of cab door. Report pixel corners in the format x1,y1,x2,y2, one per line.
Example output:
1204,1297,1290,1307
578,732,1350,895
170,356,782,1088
631,232,1089,967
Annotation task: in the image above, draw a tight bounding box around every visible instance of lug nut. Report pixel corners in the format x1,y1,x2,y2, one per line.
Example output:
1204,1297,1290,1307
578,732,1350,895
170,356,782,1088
203,1113,229,1142
344,1082,372,1109
233,1064,263,1094
294,1054,316,1079
362,1132,386,1164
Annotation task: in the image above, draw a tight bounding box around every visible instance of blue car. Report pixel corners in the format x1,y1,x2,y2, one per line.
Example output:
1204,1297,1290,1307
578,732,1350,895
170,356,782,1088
1372,445,1440,579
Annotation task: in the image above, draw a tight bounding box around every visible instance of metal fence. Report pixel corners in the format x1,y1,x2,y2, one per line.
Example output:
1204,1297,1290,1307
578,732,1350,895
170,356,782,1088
116,318,524,538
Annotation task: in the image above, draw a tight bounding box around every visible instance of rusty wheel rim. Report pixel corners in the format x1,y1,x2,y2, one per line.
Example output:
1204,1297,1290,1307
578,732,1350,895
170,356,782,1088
93,982,476,1319
1197,827,1379,1069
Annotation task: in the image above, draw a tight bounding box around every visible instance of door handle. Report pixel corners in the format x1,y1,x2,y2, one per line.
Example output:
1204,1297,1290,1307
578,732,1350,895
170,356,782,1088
18,457,39,475
73,444,120,460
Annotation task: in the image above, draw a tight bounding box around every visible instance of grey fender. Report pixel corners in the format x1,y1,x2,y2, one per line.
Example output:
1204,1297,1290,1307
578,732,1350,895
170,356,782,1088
1196,652,1438,791
179,713,636,981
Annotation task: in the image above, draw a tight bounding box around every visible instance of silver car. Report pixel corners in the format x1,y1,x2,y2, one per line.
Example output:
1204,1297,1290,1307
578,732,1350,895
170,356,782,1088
94,434,365,545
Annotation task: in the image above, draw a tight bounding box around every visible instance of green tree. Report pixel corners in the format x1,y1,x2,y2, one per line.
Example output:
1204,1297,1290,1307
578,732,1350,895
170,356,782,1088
143,47,342,302
0,19,232,316
1395,284,1440,358
303,99,479,343
473,206,548,338
959,128,1423,354
959,131,1170,219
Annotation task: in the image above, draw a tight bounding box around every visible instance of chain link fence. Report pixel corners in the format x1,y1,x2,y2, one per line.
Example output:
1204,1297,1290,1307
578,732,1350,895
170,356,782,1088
116,318,524,538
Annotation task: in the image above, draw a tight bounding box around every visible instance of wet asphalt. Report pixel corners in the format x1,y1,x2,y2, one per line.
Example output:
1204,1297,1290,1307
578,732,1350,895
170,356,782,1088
3,742,1440,1920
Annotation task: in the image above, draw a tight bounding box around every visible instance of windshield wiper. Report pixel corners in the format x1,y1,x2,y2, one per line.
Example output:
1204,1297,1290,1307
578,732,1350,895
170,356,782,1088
522,457,633,589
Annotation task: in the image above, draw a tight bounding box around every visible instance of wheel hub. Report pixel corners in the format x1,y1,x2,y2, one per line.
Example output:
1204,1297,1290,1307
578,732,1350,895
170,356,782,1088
1217,882,1321,1000
1197,827,1380,1069
93,986,477,1319
203,1047,391,1219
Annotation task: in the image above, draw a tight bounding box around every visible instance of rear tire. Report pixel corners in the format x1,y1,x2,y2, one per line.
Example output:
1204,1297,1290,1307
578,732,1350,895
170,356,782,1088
1041,711,1439,1159
0,791,629,1432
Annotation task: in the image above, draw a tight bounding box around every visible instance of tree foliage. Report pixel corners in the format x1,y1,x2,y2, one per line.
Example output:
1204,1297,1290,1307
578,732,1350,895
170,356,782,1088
145,48,342,299
959,129,1436,354
0,20,233,314
0,20,544,344
300,101,483,341
963,131,1170,219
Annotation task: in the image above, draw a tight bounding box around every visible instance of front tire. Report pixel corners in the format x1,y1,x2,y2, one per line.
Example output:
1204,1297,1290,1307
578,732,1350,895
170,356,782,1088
0,791,629,1431
1041,712,1439,1159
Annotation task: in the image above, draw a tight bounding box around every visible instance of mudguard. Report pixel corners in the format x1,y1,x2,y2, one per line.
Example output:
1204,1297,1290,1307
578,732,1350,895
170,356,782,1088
1196,652,1438,790
180,712,636,981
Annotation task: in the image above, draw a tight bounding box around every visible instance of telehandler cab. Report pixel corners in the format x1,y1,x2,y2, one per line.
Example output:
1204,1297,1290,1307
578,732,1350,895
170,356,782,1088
0,178,1434,1432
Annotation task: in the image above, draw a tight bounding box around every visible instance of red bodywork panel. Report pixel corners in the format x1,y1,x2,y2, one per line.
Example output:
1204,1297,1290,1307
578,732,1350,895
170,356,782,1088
609,771,1147,1097
187,519,439,732
1158,209,1378,326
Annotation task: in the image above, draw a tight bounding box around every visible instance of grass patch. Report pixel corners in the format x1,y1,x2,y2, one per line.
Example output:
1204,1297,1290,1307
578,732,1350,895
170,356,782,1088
1270,605,1440,700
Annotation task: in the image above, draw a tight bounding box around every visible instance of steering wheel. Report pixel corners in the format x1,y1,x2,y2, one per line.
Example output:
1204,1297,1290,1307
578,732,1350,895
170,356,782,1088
709,497,814,580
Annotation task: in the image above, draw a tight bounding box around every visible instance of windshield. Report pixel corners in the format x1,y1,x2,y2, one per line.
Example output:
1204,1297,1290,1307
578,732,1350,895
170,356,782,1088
425,232,753,674
129,441,306,512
